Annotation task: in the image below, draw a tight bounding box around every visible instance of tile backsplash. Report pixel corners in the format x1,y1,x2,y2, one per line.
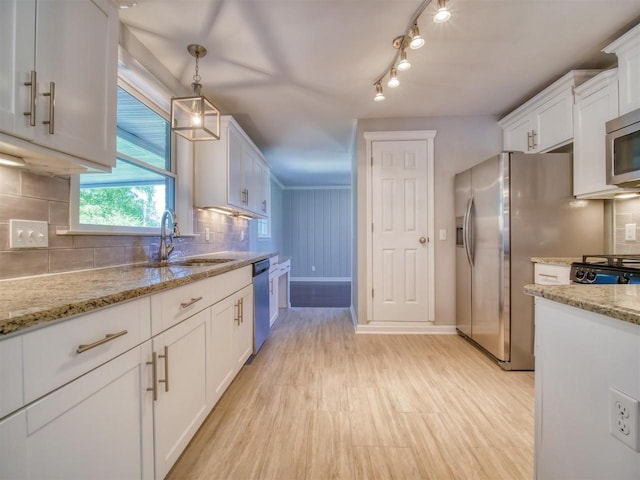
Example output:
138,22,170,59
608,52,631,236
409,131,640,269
0,166,249,280
614,197,640,254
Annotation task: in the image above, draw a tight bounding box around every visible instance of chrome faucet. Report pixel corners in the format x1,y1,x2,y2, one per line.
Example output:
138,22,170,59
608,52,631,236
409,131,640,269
158,209,176,262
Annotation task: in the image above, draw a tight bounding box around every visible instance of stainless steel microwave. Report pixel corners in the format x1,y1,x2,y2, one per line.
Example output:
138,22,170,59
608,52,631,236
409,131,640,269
606,108,640,187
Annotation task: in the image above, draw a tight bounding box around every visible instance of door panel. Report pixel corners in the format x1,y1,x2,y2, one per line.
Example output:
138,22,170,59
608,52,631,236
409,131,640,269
454,170,472,336
371,140,429,322
471,155,509,361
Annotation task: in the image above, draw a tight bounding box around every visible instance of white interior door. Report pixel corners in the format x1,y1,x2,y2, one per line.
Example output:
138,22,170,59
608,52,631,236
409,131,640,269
371,140,430,322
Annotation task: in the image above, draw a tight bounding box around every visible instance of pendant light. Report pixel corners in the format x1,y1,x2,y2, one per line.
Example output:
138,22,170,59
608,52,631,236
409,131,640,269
170,44,221,141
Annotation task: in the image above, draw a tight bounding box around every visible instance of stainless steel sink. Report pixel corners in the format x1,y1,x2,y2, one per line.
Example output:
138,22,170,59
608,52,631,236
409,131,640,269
140,258,234,268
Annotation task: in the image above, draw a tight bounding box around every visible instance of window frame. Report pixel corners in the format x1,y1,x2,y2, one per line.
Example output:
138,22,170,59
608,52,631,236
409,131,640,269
69,79,177,235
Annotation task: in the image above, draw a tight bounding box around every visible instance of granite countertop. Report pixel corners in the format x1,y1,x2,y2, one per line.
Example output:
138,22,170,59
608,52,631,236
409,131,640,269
525,283,640,326
531,257,580,266
0,251,275,337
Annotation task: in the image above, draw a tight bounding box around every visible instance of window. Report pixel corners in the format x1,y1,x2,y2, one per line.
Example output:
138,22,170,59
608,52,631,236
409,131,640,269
76,86,174,230
257,218,271,239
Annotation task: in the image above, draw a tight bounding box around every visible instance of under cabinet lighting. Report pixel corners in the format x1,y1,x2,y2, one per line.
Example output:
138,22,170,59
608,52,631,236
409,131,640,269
207,207,232,216
615,193,640,200
0,153,26,167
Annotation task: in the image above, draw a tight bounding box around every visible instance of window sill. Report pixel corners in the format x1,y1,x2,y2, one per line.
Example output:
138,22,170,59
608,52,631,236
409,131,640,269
57,229,198,237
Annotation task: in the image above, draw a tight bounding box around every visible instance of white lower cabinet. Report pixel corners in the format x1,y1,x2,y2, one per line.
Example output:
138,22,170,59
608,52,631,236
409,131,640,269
208,284,254,407
152,309,209,480
0,342,154,480
0,266,256,480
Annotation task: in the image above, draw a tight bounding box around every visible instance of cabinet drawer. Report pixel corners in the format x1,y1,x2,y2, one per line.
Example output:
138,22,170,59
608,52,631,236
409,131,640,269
22,297,151,405
534,264,571,285
151,266,252,335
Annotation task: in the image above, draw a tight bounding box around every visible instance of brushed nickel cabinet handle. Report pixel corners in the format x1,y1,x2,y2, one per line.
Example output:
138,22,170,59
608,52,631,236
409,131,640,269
527,131,532,151
23,70,36,126
158,346,169,393
146,351,158,401
240,297,244,324
180,296,203,309
42,82,55,134
262,200,267,212
76,330,128,354
234,301,240,325
532,130,537,148
269,278,273,295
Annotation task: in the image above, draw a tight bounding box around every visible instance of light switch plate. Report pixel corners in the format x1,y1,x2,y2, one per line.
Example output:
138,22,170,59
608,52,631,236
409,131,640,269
9,219,48,248
625,224,637,241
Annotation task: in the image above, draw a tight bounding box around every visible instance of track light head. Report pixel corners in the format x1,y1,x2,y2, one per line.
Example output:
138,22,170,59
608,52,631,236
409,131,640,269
388,68,400,88
434,0,451,23
397,49,411,71
409,24,425,49
374,82,385,102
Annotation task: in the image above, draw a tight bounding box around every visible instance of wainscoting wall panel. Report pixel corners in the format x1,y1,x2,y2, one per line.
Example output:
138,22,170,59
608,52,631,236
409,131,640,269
283,188,351,280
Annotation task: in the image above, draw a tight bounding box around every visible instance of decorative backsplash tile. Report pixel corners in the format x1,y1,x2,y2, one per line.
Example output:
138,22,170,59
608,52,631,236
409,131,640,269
614,197,640,254
0,166,249,279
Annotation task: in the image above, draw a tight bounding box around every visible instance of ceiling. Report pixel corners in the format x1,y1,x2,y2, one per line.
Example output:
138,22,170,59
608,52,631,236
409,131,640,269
119,0,640,187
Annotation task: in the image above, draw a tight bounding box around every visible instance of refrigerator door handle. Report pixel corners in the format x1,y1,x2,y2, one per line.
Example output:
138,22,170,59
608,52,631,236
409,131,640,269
464,195,474,267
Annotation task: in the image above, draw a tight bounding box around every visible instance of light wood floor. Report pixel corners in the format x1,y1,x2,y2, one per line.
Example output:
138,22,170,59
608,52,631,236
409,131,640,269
167,308,534,480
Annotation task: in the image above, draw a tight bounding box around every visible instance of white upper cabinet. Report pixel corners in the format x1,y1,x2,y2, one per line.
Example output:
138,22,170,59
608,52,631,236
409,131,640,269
0,0,117,171
500,70,599,153
572,69,640,198
604,23,640,115
195,115,271,218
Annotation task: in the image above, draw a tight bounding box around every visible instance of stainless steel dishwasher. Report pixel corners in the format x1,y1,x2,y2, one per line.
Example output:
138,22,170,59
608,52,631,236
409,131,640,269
252,259,271,353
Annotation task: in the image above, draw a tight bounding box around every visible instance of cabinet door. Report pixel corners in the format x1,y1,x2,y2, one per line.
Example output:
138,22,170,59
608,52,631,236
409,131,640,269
236,285,254,368
209,294,238,406
0,0,36,140
0,343,154,480
269,273,279,326
33,0,117,168
573,79,619,197
502,116,532,152
534,90,573,152
227,125,245,208
153,309,209,480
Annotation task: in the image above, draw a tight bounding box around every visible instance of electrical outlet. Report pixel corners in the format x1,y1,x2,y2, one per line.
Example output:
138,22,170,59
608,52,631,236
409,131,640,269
439,229,447,241
311,265,316,272
610,387,640,451
625,223,637,241
9,219,48,249
205,228,210,241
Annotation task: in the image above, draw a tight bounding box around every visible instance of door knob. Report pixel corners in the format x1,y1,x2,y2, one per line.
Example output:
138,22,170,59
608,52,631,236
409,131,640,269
419,236,427,244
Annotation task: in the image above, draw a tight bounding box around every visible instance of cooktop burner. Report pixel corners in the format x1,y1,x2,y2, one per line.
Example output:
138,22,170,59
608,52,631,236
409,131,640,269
571,254,640,284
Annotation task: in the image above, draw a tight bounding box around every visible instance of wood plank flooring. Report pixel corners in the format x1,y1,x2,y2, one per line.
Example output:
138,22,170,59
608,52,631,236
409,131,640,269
167,308,534,480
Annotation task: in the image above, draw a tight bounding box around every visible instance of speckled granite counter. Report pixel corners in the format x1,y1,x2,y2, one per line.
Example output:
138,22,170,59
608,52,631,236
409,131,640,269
531,257,580,266
525,283,640,326
0,251,274,336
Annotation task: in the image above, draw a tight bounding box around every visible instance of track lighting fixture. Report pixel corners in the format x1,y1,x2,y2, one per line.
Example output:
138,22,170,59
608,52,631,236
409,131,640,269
409,24,425,49
170,44,221,141
397,49,411,71
374,82,385,102
388,68,400,88
433,0,451,23
371,0,452,102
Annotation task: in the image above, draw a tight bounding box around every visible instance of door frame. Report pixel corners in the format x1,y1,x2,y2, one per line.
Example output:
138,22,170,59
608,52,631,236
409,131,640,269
363,130,436,331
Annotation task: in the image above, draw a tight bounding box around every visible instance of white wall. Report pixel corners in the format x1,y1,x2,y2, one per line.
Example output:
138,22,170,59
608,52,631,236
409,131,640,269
354,115,502,325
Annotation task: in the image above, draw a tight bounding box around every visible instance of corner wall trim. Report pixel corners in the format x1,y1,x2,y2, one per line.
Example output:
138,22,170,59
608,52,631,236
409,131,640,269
356,322,456,334
350,305,358,330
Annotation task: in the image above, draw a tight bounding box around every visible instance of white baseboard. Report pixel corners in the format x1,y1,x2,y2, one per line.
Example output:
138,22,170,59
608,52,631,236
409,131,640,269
356,321,457,334
350,306,358,330
291,277,351,282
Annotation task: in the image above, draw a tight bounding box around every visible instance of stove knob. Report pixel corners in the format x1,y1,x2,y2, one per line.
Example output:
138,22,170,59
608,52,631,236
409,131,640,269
620,275,630,284
586,271,596,282
574,269,586,280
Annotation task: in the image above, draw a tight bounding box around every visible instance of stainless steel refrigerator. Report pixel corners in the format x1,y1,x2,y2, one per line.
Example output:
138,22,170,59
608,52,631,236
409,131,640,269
455,152,603,370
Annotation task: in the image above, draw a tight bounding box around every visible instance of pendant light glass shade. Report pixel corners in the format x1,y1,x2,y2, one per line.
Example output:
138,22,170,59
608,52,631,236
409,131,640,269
170,44,220,141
